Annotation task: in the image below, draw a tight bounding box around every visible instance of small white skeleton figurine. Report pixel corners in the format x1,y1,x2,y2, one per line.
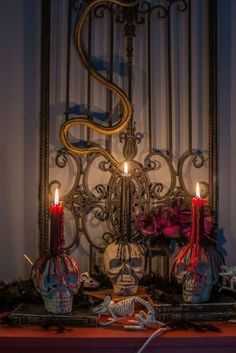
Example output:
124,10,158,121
80,272,100,289
218,265,236,292
93,295,164,329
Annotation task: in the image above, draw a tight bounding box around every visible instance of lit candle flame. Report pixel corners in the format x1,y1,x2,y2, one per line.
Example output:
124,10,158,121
123,161,129,176
196,182,200,198
54,188,59,205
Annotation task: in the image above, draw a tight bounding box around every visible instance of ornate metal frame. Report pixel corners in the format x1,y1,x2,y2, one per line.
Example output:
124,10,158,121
39,0,217,275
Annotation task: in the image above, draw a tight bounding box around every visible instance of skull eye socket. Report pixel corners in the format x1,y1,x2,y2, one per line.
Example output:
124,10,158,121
45,274,78,286
176,265,188,283
65,274,78,283
128,258,142,268
195,264,209,276
110,259,122,268
45,274,58,285
177,264,187,275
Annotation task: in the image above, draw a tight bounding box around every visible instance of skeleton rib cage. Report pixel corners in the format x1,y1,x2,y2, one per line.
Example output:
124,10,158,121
107,296,154,318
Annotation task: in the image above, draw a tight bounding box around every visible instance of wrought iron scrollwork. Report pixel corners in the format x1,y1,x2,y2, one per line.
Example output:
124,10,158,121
120,123,143,161
139,1,168,18
40,0,217,275
178,150,209,199
167,0,187,13
57,0,210,252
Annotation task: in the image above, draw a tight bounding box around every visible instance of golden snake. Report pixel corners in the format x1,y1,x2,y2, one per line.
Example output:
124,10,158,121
60,0,139,170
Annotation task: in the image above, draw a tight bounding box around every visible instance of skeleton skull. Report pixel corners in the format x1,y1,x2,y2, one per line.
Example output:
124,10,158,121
175,259,213,303
80,272,100,288
32,254,80,314
104,242,145,295
173,247,221,303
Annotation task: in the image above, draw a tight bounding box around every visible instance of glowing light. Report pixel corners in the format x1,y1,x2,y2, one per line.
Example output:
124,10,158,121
123,162,129,176
54,188,59,205
196,182,200,198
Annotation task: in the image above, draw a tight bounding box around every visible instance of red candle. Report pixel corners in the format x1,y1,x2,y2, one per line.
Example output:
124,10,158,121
191,182,207,244
50,188,64,256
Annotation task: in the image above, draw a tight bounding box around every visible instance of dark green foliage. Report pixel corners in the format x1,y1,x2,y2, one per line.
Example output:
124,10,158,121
0,278,42,312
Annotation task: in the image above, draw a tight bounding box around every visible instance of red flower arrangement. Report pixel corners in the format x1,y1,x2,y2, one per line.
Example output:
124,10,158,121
136,201,215,243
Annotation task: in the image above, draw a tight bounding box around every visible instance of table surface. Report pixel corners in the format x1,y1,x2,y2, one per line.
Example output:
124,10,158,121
0,320,236,353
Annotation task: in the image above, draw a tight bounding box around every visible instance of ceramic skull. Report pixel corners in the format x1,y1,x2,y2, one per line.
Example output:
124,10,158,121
175,252,212,303
32,254,80,314
172,245,222,303
104,242,145,295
